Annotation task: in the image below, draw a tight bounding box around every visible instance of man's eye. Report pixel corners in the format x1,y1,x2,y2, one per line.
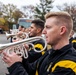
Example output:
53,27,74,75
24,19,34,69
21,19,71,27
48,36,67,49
46,26,50,28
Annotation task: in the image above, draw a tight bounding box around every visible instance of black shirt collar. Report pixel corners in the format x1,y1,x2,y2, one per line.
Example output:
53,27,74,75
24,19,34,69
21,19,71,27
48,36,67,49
51,44,73,52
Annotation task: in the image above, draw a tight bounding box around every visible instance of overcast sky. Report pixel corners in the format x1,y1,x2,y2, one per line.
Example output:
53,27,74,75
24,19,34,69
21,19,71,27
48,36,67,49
0,0,76,11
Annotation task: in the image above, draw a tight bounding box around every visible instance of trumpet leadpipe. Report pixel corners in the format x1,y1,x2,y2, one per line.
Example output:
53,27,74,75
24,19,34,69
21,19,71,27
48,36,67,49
0,36,47,51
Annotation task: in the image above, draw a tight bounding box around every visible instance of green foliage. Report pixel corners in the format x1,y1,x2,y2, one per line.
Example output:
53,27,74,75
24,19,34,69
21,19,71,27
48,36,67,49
0,18,9,30
0,2,25,30
35,0,54,21
22,5,35,19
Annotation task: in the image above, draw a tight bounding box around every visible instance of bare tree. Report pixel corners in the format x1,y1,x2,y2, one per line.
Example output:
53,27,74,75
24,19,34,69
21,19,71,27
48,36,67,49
22,5,35,19
56,3,76,31
0,2,25,29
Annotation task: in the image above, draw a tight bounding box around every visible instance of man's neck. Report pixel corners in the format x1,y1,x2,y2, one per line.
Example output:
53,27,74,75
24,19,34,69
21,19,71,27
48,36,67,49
36,33,42,36
52,39,69,50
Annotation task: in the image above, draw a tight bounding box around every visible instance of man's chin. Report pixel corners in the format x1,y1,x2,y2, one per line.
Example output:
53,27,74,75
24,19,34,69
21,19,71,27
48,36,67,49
29,34,33,37
46,40,49,44
46,40,50,45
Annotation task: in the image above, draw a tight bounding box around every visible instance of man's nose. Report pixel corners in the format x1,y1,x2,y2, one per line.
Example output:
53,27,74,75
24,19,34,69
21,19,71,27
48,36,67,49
42,28,46,34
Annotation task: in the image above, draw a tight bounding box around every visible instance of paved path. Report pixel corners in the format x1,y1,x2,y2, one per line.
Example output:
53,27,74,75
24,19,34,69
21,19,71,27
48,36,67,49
0,34,10,75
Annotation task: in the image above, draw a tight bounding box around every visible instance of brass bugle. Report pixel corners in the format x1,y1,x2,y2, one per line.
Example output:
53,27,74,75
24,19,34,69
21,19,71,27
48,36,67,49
0,36,47,58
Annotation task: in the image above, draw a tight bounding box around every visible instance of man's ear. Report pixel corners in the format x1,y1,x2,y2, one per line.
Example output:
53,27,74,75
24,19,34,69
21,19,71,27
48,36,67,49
37,28,41,33
60,26,66,35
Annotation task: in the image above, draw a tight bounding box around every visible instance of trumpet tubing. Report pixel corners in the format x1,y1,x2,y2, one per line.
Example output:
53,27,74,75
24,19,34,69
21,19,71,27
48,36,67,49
0,36,47,58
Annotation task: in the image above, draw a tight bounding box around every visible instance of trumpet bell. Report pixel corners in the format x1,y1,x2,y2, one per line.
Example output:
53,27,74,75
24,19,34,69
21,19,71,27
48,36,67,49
5,32,15,39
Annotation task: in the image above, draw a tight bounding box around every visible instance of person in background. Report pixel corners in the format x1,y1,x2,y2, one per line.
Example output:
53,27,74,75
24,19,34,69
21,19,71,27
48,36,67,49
25,27,30,33
17,27,27,39
69,30,76,49
3,11,76,75
72,37,76,49
12,19,47,63
25,19,47,63
69,30,74,43
12,25,25,42
16,25,25,36
18,25,24,31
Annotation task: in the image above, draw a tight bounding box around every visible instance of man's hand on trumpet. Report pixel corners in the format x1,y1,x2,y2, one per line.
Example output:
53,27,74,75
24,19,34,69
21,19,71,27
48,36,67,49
2,52,22,67
2,43,29,67
17,31,23,35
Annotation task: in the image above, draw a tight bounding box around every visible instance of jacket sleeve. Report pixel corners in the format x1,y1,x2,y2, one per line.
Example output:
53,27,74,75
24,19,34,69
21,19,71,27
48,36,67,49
50,59,76,75
28,39,47,63
28,50,42,63
50,66,75,75
8,62,29,75
8,59,37,75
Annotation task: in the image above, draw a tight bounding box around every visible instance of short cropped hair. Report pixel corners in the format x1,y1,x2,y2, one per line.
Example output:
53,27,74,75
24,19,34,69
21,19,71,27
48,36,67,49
20,25,24,28
45,11,73,35
31,19,44,32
